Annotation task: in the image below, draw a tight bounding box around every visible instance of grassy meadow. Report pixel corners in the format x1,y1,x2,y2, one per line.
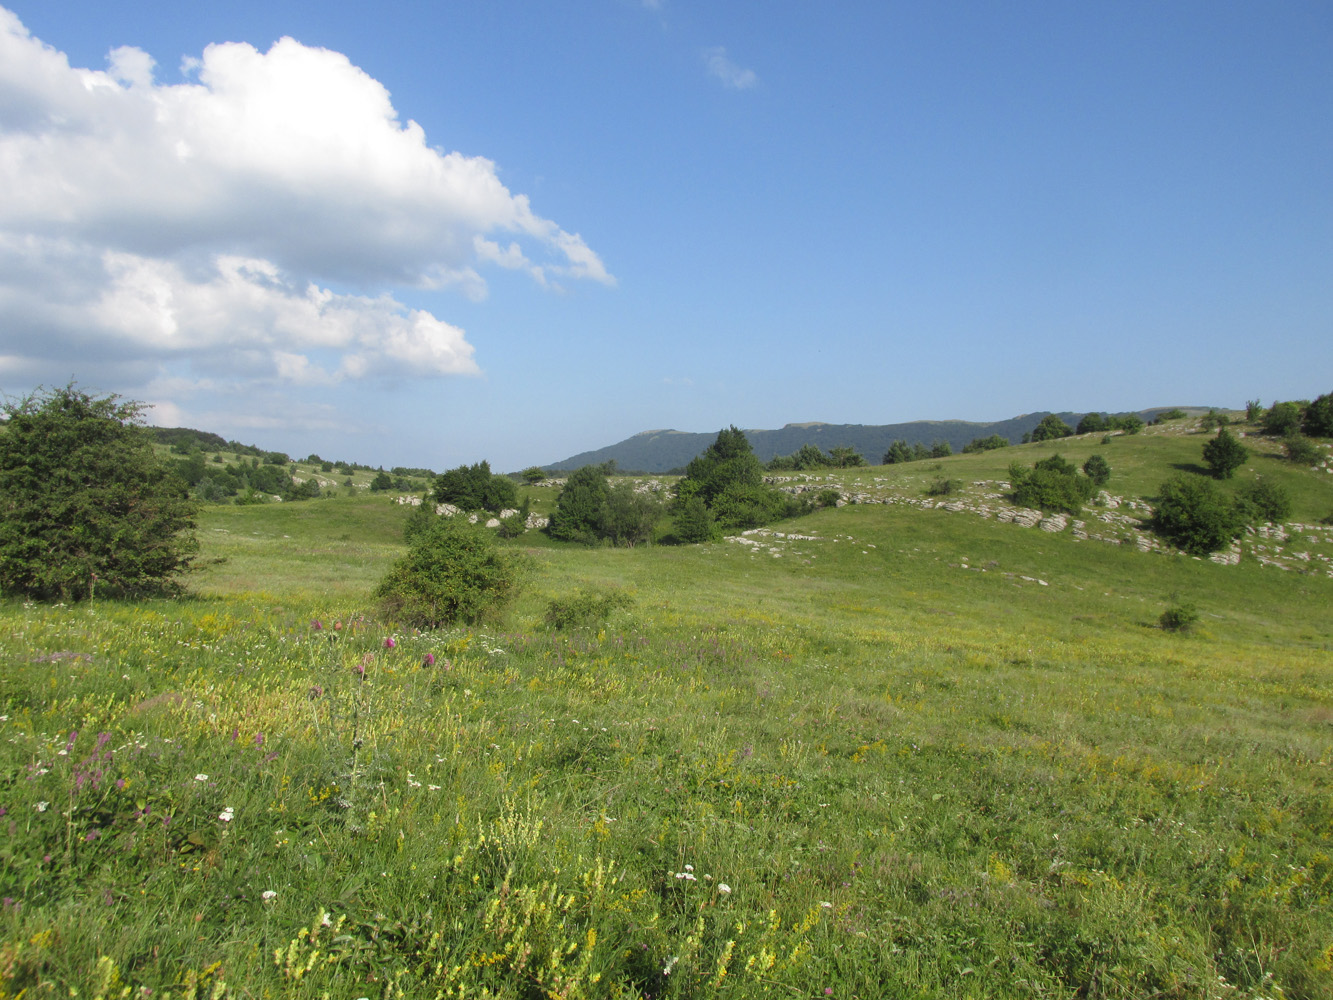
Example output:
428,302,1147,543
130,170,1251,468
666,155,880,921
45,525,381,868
2,424,1332,998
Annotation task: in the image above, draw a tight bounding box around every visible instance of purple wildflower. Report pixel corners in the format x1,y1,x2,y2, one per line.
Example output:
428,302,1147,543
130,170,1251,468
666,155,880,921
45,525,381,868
384,637,396,649
423,653,436,667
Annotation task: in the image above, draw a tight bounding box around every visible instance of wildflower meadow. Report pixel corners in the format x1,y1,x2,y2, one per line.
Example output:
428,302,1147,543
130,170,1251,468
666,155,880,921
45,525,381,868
1,464,1331,997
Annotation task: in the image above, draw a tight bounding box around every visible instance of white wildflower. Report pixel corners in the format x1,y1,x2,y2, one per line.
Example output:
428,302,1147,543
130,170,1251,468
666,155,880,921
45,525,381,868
195,774,208,781
261,890,277,901
717,883,732,894
218,807,234,822
35,801,49,812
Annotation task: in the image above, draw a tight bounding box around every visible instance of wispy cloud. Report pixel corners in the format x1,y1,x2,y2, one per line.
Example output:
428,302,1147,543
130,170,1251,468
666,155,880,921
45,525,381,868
703,46,757,90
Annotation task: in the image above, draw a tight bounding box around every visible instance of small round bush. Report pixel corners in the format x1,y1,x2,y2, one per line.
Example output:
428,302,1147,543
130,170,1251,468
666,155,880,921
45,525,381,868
1283,434,1320,465
376,516,520,629
1159,603,1199,633
544,586,635,631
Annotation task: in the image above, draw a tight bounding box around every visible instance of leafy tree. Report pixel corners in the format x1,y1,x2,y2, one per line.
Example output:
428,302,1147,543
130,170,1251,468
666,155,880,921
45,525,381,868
1236,479,1291,524
1076,413,1107,435
673,495,719,543
1201,428,1248,479
1245,399,1264,422
376,516,519,628
1108,414,1143,434
600,481,663,547
1082,454,1111,487
1155,409,1187,423
1262,400,1305,437
1008,454,1095,514
679,426,764,506
882,440,915,465
1303,392,1333,437
1150,475,1246,555
369,470,394,492
0,385,197,600
827,446,866,468
929,440,952,458
548,465,610,544
1029,415,1073,443
432,461,516,513
521,466,547,484
792,444,829,470
962,434,1009,454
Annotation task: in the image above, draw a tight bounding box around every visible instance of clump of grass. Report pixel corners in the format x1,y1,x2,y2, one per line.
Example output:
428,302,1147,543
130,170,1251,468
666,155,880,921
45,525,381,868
543,585,635,631
925,477,958,497
1159,601,1199,633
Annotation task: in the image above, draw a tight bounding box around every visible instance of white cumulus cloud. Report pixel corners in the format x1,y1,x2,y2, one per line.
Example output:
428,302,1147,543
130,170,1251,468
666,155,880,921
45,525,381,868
0,6,610,394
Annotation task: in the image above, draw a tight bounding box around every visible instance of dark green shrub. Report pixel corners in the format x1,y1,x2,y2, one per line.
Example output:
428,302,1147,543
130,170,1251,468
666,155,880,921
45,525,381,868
882,440,915,464
816,488,842,508
1236,479,1291,524
1202,428,1248,479
1077,413,1107,434
376,516,520,628
1303,392,1333,437
548,465,610,544
1150,475,1246,555
600,481,663,547
929,440,952,458
432,460,517,513
1245,399,1264,422
711,482,792,530
673,495,719,543
1030,415,1073,442
1159,602,1199,633
1283,434,1320,465
925,477,958,497
1082,454,1111,487
0,385,198,601
962,434,1009,454
543,586,635,631
1156,408,1187,422
1262,401,1305,437
1109,414,1144,434
1009,455,1095,514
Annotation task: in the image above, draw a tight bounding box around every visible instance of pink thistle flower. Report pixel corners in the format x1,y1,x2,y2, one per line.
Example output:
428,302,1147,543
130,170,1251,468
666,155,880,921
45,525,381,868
383,637,396,649
311,620,323,630
423,653,436,667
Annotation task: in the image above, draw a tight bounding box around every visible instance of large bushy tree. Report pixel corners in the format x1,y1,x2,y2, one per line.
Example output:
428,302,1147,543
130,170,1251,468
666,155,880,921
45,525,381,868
1150,475,1246,556
548,465,611,544
431,460,516,513
1029,415,1074,443
376,515,519,628
1008,454,1096,514
674,427,800,534
1303,392,1333,437
0,385,198,600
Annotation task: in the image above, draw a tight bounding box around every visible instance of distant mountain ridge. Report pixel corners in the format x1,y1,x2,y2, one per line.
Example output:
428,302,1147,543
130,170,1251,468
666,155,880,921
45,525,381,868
545,408,1195,474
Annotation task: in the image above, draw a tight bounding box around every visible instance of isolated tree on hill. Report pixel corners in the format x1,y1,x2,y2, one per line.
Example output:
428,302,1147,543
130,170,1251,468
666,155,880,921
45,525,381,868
548,465,610,544
1029,415,1074,443
0,384,197,600
1150,475,1246,555
679,426,764,506
1082,454,1111,487
521,466,547,484
1008,454,1095,514
1076,413,1107,434
930,440,952,458
1202,428,1248,479
432,460,516,513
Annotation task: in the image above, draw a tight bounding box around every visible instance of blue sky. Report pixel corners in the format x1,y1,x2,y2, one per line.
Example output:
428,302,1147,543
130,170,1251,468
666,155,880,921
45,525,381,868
2,2,1330,471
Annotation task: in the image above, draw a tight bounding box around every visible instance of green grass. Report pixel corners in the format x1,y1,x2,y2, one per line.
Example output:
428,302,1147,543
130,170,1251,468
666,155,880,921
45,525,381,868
2,431,1332,998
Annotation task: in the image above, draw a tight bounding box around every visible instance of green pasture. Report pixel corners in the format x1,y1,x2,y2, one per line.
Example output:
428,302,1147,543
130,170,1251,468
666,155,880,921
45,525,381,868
2,434,1332,998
